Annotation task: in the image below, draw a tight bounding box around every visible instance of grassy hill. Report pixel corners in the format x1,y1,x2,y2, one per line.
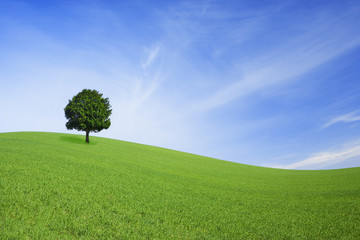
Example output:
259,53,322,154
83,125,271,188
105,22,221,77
0,132,359,239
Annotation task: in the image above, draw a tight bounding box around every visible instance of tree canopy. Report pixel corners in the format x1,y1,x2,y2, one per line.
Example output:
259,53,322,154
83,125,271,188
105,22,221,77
64,89,112,143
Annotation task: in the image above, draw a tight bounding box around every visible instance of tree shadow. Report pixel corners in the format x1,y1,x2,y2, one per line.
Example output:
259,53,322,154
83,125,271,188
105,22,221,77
60,135,88,145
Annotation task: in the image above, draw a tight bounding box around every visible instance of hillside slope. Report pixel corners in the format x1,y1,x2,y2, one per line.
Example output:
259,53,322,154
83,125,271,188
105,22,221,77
1,132,359,239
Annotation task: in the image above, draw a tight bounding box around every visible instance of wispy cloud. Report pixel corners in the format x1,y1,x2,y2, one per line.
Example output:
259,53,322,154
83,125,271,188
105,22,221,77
189,8,360,113
321,111,360,129
266,140,360,169
1,0,360,170
141,44,161,70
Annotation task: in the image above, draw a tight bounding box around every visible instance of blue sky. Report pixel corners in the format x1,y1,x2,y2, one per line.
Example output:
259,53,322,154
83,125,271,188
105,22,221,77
1,0,360,170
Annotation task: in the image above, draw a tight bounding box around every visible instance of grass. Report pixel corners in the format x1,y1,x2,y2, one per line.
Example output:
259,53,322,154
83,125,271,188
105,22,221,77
0,132,359,239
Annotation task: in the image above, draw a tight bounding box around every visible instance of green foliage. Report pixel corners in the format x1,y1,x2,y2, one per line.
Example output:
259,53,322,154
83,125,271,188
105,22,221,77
1,132,359,239
64,89,111,142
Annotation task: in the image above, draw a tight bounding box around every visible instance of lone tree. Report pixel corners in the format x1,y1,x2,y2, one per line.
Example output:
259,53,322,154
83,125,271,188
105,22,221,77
64,89,112,143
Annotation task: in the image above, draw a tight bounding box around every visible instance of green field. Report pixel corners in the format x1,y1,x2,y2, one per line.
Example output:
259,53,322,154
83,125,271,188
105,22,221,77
0,132,359,239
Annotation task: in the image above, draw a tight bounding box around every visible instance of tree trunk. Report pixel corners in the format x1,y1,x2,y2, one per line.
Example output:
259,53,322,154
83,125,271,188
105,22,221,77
86,130,90,143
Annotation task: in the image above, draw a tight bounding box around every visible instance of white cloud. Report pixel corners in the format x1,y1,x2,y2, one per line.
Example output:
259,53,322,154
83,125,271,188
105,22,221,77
189,9,360,113
1,1,360,171
321,111,360,129
141,44,161,70
266,140,360,169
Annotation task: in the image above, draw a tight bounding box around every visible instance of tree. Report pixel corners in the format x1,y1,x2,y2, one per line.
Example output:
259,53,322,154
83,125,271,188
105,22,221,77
64,89,112,143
